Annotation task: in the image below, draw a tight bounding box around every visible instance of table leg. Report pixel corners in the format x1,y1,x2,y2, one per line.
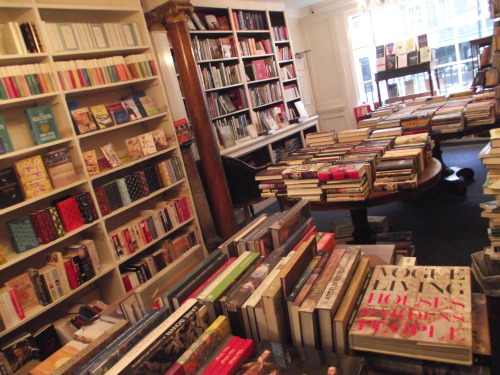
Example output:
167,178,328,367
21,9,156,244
350,208,372,244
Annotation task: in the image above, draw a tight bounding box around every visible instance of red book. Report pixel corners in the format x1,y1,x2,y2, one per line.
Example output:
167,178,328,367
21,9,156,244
252,59,267,80
220,338,254,375
40,208,58,241
55,197,84,232
63,257,80,290
329,163,366,180
317,232,335,252
122,228,136,254
179,197,191,222
29,211,51,244
122,274,133,292
202,336,241,375
139,219,153,243
8,287,25,320
2,76,17,98
95,186,110,216
185,258,236,302
149,60,158,76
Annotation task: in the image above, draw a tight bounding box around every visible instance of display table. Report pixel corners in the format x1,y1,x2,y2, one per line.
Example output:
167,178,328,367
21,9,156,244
278,158,442,243
375,61,439,104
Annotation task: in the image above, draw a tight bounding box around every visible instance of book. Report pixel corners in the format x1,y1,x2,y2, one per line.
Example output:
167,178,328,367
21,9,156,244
4,272,40,314
151,129,169,151
138,132,157,155
269,200,311,249
25,105,60,144
70,107,98,134
100,143,122,168
7,215,39,252
82,150,100,176
106,102,130,125
125,136,143,160
32,323,61,361
54,196,85,232
43,147,79,188
173,118,194,146
348,265,473,365
0,114,14,154
0,167,24,208
1,333,40,372
14,155,53,199
138,94,160,116
90,104,114,129
121,98,142,121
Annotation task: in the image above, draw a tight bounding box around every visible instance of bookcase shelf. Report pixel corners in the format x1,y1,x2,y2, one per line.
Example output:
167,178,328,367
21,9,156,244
0,263,115,337
116,216,195,266
212,108,249,121
205,83,244,92
0,0,205,342
101,179,184,220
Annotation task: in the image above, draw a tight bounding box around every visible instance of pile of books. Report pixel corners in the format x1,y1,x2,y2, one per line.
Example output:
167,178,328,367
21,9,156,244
464,99,496,126
337,128,371,143
281,163,327,201
373,147,424,191
304,130,338,147
320,163,370,202
357,116,381,130
400,112,430,135
330,217,354,243
368,215,390,233
369,126,402,139
376,230,415,263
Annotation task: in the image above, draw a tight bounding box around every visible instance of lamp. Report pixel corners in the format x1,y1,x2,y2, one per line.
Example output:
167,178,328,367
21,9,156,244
358,0,400,12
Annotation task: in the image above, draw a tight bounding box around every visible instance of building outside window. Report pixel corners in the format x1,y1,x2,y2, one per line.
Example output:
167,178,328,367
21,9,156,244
348,0,493,106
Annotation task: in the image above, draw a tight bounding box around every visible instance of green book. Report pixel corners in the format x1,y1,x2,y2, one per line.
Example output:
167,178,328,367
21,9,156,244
25,105,60,145
0,115,14,154
205,251,260,303
7,216,39,253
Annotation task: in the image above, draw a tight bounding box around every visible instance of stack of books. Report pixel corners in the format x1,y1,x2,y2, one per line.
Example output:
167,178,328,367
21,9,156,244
357,116,381,130
281,163,327,201
255,167,288,198
369,126,402,139
330,217,355,243
376,230,415,263
304,131,338,147
374,117,400,129
430,111,464,134
400,112,431,135
464,99,496,126
373,155,418,191
319,163,370,202
368,215,390,233
337,128,371,143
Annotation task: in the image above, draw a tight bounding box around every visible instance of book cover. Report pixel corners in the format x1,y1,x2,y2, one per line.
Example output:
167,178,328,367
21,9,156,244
14,155,53,199
349,265,473,365
74,192,98,224
7,216,39,252
125,136,143,160
269,200,311,250
1,333,41,372
90,104,114,129
151,129,169,151
173,118,194,146
70,107,98,135
0,114,14,154
100,143,122,168
138,95,160,116
54,196,85,232
43,148,79,188
105,102,130,125
25,105,60,145
0,166,24,208
82,150,100,176
120,99,143,121
138,132,157,156
4,272,40,314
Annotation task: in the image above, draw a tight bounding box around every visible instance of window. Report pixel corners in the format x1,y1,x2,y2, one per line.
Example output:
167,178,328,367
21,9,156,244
348,0,492,106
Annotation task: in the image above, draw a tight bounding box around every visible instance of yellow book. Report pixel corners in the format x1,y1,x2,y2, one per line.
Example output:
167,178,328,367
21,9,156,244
14,155,52,199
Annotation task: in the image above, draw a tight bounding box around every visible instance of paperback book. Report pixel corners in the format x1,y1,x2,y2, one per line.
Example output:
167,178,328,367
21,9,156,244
25,105,60,144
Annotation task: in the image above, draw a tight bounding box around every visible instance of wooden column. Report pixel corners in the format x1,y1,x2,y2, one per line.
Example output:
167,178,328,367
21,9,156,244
161,2,238,238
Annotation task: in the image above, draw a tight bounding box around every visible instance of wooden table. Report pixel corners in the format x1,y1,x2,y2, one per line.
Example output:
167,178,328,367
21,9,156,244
278,158,442,243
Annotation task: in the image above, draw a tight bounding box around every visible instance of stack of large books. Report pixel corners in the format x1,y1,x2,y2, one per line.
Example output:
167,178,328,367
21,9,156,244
255,167,288,198
319,163,370,202
281,163,327,201
400,112,430,135
369,126,402,139
464,99,496,126
357,116,381,130
430,111,464,134
337,128,371,143
368,215,390,233
304,131,338,147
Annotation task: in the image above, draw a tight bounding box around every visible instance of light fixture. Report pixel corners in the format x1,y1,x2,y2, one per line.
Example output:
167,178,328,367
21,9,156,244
358,0,399,12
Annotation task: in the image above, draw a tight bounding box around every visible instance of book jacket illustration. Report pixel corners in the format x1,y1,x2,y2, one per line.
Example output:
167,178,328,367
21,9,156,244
25,105,60,145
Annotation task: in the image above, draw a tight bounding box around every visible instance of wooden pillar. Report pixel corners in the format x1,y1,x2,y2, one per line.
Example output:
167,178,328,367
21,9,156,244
161,1,239,238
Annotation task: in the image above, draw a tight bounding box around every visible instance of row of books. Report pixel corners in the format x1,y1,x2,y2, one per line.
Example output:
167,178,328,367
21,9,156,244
214,114,251,148
256,104,288,133
238,37,273,57
206,87,246,118
0,63,57,100
53,53,157,91
232,10,267,31
1,150,79,209
121,230,198,292
0,22,44,55
272,25,289,41
248,81,282,107
94,155,184,216
244,57,276,81
191,36,235,61
375,33,430,72
108,197,193,261
199,62,242,90
0,239,100,330
277,45,293,61
7,192,98,253
280,63,296,80
68,92,159,135
0,105,59,155
188,12,230,31
43,22,143,53
284,83,300,101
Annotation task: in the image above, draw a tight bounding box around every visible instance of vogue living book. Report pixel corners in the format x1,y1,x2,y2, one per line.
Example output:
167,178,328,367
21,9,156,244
348,265,473,365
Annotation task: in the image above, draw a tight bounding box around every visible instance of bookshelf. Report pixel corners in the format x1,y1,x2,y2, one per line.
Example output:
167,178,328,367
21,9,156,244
151,5,314,158
0,0,205,343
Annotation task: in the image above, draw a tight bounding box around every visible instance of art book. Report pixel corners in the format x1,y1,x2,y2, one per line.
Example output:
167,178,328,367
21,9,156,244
100,143,122,168
125,136,143,160
121,99,143,121
14,155,53,199
90,104,114,129
82,150,100,176
43,148,79,188
138,132,157,156
0,114,14,154
25,105,60,145
0,166,24,208
151,129,169,151
70,107,98,135
348,265,473,365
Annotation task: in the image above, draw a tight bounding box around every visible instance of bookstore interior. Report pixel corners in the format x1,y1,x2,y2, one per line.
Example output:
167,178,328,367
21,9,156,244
1,0,500,374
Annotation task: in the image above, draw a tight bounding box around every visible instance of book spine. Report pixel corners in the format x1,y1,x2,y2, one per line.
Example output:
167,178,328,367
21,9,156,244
8,288,25,320
63,258,80,290
29,211,51,244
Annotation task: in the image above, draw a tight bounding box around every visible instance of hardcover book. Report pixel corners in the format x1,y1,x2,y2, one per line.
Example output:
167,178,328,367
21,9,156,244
90,104,114,129
25,105,60,145
100,143,122,168
1,333,40,373
0,167,24,208
14,155,53,199
70,107,98,135
4,272,40,314
7,215,39,252
54,196,85,232
82,150,100,176
0,114,14,154
348,265,473,365
43,148,79,188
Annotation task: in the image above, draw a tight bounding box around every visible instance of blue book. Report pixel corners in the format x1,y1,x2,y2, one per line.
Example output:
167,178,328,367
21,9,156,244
25,105,60,145
7,216,39,253
115,178,131,206
0,115,14,154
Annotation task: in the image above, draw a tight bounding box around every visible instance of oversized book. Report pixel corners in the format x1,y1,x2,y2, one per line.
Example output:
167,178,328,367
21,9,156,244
14,155,53,199
348,265,473,365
